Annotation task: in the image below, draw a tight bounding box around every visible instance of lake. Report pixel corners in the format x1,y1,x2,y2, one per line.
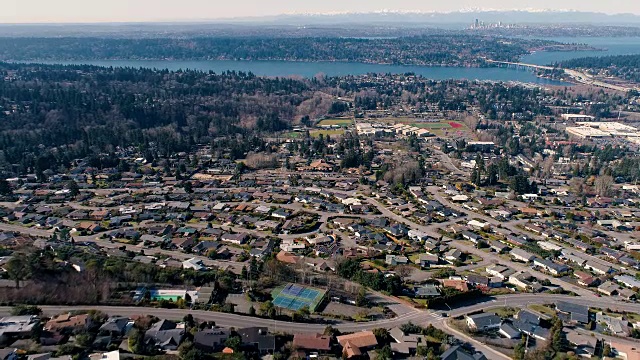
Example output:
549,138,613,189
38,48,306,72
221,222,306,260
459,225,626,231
27,36,640,84
30,59,570,85
521,36,640,65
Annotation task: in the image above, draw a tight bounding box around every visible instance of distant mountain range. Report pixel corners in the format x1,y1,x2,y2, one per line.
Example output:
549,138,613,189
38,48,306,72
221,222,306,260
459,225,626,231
224,10,640,26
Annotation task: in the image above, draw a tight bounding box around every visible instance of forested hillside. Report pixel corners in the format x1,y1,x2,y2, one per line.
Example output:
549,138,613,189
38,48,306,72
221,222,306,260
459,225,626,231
0,35,555,65
560,54,640,82
0,62,589,178
0,63,313,173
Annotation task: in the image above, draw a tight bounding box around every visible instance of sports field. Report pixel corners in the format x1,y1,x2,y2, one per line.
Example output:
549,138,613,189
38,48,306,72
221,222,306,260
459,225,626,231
317,118,353,126
271,283,326,312
310,129,345,138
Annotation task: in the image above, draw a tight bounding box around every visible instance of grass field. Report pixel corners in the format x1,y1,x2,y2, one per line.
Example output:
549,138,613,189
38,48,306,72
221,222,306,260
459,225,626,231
283,132,303,138
317,118,353,126
489,306,518,318
310,129,345,138
412,122,452,129
528,304,556,317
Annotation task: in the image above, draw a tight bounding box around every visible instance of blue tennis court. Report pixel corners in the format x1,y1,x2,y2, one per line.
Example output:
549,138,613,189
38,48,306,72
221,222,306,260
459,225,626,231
271,283,327,312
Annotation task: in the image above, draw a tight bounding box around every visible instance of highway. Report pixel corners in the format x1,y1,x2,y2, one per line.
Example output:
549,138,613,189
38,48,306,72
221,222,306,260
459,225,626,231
487,60,635,92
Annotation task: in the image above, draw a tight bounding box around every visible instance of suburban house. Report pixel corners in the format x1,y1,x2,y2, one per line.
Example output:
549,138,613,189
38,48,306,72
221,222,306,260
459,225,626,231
466,313,501,331
336,331,378,359
194,328,231,352
556,302,589,324
292,333,332,355
144,320,186,351
220,233,249,245
389,327,427,356
44,313,91,333
509,248,535,263
237,327,275,354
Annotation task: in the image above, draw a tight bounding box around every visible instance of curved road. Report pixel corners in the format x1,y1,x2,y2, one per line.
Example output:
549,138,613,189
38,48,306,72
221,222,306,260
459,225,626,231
2,294,639,334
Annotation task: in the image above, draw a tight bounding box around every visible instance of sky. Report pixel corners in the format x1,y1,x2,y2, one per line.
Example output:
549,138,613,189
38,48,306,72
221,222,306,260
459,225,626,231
3,0,640,23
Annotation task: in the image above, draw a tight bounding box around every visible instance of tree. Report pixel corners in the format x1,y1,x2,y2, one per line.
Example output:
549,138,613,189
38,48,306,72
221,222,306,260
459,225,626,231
395,265,414,283
182,349,203,360
183,314,196,329
75,332,95,348
6,253,30,288
67,180,80,197
178,340,194,358
11,305,42,316
128,327,146,354
356,287,368,307
471,167,481,186
225,335,242,352
260,301,277,318
594,175,614,197
372,328,391,344
550,316,566,353
513,336,526,360
295,305,311,321
487,164,499,185
324,326,340,337
377,345,393,360
0,178,12,196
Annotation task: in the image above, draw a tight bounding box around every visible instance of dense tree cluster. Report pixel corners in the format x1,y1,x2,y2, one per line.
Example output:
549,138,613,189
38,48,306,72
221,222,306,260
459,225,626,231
561,54,640,83
0,35,556,65
336,257,403,295
0,63,309,174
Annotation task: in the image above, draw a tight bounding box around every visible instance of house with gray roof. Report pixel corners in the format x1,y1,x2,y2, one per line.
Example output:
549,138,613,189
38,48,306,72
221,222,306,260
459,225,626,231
466,313,501,331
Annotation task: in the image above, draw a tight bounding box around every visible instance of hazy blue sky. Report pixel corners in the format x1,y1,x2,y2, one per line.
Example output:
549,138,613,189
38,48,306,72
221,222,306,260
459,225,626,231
4,0,640,23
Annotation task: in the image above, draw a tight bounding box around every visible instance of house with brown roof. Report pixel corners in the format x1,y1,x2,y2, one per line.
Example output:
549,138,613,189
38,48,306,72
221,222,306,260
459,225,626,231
171,237,196,250
90,210,111,221
276,250,300,265
519,207,541,217
441,279,469,292
337,331,378,359
44,313,91,332
308,159,334,171
293,333,331,353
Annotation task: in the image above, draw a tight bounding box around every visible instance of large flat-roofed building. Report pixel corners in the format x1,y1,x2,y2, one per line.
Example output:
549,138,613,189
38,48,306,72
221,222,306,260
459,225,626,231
566,126,610,139
568,122,640,140
561,114,595,122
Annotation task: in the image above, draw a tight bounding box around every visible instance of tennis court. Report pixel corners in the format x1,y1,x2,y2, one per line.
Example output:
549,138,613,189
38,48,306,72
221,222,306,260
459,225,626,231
271,283,327,312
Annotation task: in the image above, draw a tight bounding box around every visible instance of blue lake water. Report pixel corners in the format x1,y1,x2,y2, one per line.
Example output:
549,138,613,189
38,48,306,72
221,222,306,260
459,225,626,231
30,59,570,85
521,36,640,65
27,36,640,83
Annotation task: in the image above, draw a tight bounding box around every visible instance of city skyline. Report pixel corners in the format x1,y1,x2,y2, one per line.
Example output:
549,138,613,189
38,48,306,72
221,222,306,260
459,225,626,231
3,0,640,23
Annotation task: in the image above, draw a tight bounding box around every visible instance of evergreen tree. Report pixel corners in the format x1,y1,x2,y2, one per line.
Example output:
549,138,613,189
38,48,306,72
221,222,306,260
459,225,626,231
67,180,80,197
0,179,12,196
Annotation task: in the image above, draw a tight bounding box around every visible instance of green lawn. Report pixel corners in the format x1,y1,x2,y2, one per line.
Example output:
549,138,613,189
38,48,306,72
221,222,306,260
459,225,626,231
283,132,303,138
489,306,518,318
412,122,452,129
317,118,353,126
310,129,345,138
529,304,556,317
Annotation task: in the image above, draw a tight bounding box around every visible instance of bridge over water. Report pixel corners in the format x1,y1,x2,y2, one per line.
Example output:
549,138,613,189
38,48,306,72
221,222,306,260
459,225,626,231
487,59,635,92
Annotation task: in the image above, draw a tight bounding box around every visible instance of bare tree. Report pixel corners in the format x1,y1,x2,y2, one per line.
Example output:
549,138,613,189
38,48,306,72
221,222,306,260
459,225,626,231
594,175,614,197
395,265,414,283
542,156,555,177
569,177,585,196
